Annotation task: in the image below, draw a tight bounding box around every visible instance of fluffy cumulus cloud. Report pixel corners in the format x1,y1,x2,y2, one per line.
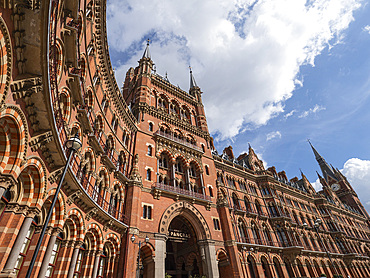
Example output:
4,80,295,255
107,0,362,139
310,158,370,212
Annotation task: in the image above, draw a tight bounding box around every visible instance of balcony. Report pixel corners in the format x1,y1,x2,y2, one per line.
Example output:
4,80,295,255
155,130,203,152
270,212,291,221
76,106,93,133
152,183,211,202
88,129,105,154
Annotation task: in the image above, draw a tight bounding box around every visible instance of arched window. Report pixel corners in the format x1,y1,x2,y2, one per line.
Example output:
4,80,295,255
263,226,272,245
255,201,262,214
189,164,196,177
159,154,168,169
251,223,261,244
94,172,105,202
175,158,183,173
117,151,126,173
275,224,289,247
244,197,251,212
149,122,153,132
209,186,213,197
147,145,152,156
238,219,248,243
232,194,240,210
205,165,209,175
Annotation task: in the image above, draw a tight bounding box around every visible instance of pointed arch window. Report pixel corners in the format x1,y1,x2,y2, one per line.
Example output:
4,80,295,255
159,154,168,169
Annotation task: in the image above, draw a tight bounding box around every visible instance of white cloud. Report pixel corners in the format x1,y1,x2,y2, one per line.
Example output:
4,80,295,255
341,158,370,212
311,178,322,191
284,109,297,119
363,25,370,34
298,104,326,118
266,131,282,141
107,0,362,139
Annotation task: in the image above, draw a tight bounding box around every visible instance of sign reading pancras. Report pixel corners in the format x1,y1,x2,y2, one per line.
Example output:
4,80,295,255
168,229,191,242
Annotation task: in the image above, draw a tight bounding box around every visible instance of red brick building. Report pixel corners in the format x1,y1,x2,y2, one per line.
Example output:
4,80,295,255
0,1,369,278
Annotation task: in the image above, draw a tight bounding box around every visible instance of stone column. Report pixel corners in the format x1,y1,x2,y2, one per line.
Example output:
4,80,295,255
154,234,167,278
172,163,176,187
67,244,81,278
186,168,191,191
198,239,219,278
37,229,58,278
91,250,102,278
2,215,34,272
199,172,205,195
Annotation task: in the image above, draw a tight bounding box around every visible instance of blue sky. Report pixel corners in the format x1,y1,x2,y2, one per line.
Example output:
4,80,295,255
106,0,370,211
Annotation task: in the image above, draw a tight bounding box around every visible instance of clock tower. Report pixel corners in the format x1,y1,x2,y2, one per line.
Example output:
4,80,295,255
309,142,370,219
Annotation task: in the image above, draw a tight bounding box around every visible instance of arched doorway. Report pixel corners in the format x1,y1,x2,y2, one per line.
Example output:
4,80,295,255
165,215,202,277
158,202,219,278
217,249,231,278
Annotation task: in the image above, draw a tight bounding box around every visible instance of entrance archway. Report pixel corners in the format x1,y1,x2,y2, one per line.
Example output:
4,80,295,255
158,201,219,278
165,216,202,277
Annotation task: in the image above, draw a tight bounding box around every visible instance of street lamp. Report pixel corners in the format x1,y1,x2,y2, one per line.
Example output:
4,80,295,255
131,235,150,278
26,134,82,278
303,219,339,277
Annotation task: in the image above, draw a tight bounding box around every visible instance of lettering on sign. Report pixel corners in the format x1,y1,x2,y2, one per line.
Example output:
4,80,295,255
168,229,191,242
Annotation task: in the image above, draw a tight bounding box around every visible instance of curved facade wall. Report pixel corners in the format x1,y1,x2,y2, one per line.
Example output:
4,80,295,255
0,1,368,278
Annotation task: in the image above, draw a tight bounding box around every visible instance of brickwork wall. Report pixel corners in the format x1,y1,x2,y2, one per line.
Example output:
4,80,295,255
0,0,369,278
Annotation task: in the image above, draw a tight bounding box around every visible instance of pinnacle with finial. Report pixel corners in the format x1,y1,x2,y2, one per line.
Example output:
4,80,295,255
142,38,151,59
189,65,198,89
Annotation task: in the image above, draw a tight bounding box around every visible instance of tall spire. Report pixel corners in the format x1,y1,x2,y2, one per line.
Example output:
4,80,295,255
142,38,151,59
308,140,337,182
189,66,198,89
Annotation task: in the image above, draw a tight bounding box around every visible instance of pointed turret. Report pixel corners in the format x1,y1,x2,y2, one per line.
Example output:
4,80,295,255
142,38,151,59
308,140,337,182
190,67,198,89
188,66,209,132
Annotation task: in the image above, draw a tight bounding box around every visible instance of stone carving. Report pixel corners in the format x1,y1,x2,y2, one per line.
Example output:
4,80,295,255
85,207,98,221
66,190,82,206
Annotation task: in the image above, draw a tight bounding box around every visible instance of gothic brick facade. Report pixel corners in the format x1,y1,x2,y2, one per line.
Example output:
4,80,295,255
0,1,369,278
